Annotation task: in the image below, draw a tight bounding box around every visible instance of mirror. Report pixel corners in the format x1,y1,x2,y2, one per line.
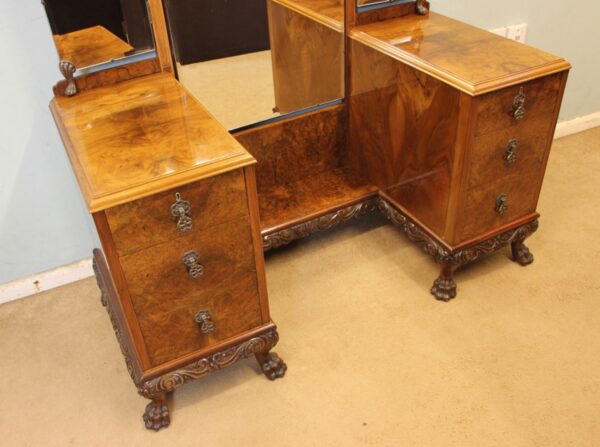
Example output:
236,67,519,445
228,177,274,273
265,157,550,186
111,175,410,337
43,0,156,82
164,0,345,130
356,0,423,11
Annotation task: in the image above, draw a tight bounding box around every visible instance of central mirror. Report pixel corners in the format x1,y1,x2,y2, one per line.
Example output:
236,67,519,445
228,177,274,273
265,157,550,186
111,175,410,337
164,0,345,130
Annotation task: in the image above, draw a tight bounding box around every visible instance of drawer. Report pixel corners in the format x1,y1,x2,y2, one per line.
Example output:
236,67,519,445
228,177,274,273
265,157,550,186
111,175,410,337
106,169,248,256
119,218,262,367
459,173,539,242
475,73,561,136
468,113,553,188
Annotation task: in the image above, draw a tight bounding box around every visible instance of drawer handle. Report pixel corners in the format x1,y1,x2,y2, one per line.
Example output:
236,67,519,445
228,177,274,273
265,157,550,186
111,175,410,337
495,193,508,216
182,250,204,279
171,193,192,233
195,309,215,334
511,87,526,122
505,138,518,164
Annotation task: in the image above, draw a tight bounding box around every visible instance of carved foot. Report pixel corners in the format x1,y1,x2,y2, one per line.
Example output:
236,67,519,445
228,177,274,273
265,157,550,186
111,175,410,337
431,275,457,301
255,352,287,380
512,241,534,266
143,394,170,431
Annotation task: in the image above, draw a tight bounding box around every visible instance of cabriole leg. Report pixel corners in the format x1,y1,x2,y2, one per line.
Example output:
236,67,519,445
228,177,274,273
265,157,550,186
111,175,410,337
143,392,170,431
511,239,534,265
255,351,287,380
431,261,458,302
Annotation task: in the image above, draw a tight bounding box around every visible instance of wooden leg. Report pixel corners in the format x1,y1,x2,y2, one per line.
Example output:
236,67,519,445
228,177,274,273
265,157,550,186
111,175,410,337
143,392,170,431
255,351,287,380
431,261,458,302
511,239,534,266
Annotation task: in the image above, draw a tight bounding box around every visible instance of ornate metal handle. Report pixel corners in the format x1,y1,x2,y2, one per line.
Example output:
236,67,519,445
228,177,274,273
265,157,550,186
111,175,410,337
182,250,204,279
495,193,508,216
505,138,518,164
171,192,192,233
511,87,526,122
194,309,215,334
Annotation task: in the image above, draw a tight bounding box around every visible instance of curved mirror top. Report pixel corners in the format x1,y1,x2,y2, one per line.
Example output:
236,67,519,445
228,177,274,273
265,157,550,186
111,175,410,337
43,0,156,74
164,0,345,131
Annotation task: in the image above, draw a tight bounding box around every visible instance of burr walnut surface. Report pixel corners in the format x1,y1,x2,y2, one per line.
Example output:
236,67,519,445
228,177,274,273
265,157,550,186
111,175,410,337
50,75,255,212
272,0,343,30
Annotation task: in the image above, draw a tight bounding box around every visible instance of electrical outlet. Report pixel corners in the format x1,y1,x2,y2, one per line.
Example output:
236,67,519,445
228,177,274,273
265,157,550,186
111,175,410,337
506,23,527,43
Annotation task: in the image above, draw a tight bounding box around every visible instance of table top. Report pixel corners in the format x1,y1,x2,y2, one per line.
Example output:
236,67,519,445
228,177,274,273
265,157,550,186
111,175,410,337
272,0,343,31
51,75,255,212
351,12,571,95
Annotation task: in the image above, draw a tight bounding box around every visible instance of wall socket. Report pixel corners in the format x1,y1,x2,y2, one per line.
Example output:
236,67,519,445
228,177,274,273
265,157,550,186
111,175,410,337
489,23,528,43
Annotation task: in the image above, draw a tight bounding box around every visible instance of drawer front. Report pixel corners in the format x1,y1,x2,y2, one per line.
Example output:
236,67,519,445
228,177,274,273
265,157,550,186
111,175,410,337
460,174,539,241
468,113,553,188
475,73,561,136
119,218,262,367
106,170,248,256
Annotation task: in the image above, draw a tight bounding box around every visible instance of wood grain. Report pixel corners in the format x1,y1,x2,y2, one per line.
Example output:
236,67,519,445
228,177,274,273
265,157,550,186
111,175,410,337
268,0,344,113
53,25,133,70
50,75,255,212
350,12,571,95
120,218,262,367
272,0,343,30
106,170,248,256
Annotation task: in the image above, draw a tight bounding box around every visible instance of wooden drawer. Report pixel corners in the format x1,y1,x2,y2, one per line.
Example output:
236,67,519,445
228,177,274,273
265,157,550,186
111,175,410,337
467,113,553,188
475,73,561,136
106,170,248,256
119,218,263,367
459,173,539,241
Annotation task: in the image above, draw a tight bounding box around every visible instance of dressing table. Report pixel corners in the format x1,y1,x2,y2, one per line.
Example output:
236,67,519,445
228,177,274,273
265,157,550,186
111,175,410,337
47,0,570,430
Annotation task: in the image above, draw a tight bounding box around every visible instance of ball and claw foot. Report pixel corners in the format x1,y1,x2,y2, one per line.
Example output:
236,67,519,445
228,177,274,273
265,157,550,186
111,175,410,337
512,241,534,266
431,276,457,302
143,397,170,431
256,352,287,380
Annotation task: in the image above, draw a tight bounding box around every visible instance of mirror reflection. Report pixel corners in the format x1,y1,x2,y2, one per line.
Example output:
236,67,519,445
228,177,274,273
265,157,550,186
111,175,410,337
43,0,155,71
165,0,344,130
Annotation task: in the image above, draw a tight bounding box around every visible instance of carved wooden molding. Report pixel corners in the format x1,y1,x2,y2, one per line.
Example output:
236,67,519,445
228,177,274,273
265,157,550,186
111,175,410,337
92,252,136,382
378,198,539,268
59,60,77,96
137,330,280,398
262,199,377,251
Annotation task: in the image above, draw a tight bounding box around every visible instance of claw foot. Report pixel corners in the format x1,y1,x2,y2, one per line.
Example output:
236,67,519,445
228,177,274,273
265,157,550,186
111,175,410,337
431,276,457,302
512,241,534,266
256,352,287,380
143,396,170,431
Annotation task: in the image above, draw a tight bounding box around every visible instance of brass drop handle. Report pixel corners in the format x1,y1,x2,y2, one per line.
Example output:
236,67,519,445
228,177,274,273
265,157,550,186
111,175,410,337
495,193,508,216
171,192,192,233
182,250,204,279
505,138,518,164
511,87,526,122
195,309,215,334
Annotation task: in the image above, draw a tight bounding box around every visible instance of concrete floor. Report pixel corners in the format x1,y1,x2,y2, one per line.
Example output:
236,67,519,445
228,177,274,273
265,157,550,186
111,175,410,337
1,127,599,446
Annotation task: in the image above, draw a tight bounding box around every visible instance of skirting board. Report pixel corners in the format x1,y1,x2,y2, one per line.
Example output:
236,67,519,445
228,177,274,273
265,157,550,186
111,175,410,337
0,113,598,305
554,111,600,140
0,258,93,305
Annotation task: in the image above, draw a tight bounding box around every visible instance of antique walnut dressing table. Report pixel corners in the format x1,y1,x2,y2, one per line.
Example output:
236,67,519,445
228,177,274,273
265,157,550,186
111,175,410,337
48,0,570,431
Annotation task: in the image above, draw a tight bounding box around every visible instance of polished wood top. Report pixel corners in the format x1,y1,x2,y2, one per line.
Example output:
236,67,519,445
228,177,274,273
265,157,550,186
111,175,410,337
53,25,134,69
273,0,343,31
51,75,255,212
350,12,571,95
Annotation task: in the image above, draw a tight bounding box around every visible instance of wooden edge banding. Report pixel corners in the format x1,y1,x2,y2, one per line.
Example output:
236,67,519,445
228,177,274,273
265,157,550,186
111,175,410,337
93,213,153,371
137,327,280,398
271,0,343,31
349,30,571,96
262,198,378,251
243,166,272,323
147,0,175,74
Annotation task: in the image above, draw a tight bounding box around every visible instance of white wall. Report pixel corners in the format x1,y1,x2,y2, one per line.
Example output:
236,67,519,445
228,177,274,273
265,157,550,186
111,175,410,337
0,1,598,285
0,1,96,284
432,0,600,121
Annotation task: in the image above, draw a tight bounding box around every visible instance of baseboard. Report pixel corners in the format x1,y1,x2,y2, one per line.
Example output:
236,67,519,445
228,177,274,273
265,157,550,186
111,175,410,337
554,111,600,139
0,258,94,305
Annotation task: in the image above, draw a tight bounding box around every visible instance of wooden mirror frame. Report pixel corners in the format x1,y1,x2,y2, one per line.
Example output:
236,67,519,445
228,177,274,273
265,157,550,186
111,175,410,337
54,0,175,97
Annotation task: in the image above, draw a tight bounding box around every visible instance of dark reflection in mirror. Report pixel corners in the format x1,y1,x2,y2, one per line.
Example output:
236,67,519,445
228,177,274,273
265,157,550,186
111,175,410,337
164,0,344,130
43,0,155,71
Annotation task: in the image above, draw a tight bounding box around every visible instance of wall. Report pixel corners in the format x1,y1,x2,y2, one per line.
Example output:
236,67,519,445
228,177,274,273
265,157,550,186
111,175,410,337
432,0,600,121
0,1,598,286
0,1,96,284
